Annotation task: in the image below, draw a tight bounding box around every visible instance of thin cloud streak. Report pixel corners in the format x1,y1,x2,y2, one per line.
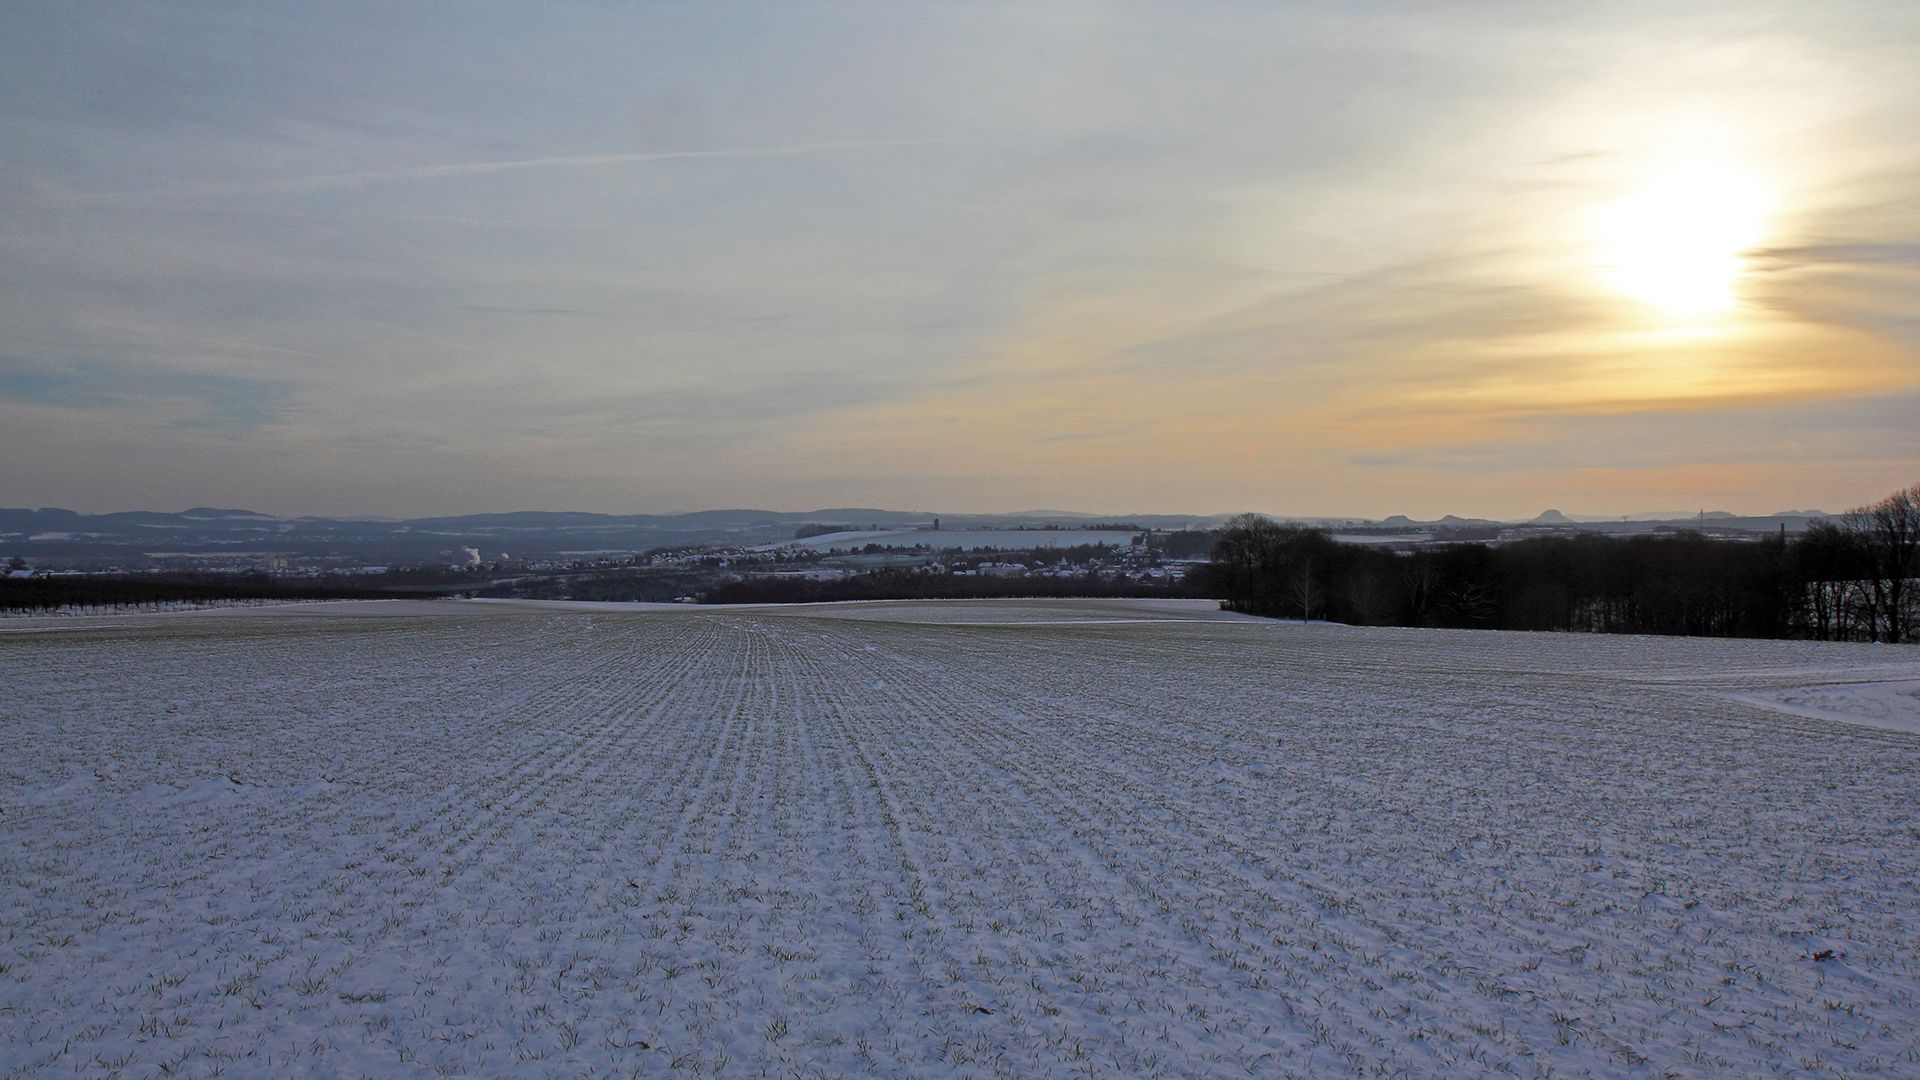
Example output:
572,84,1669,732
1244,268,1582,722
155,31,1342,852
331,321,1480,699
89,321,333,364
73,139,963,206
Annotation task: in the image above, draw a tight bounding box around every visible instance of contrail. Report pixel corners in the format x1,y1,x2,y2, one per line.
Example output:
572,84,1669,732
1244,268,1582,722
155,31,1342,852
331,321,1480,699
74,139,958,205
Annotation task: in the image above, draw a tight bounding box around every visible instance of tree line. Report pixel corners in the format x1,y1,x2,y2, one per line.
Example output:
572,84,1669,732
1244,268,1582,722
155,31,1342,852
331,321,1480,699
702,567,1197,605
0,573,404,613
1204,482,1920,642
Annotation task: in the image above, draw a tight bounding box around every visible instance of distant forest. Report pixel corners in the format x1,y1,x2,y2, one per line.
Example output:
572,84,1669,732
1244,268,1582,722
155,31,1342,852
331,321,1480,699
1206,482,1920,643
0,572,401,613
703,570,1194,606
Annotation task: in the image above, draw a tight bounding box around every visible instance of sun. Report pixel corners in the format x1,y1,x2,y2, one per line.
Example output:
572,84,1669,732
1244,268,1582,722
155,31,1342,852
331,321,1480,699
1595,160,1768,320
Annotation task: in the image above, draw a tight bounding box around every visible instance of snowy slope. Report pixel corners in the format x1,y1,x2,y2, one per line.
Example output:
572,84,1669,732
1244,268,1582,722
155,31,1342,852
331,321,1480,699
3,599,1918,1079
1727,681,1920,735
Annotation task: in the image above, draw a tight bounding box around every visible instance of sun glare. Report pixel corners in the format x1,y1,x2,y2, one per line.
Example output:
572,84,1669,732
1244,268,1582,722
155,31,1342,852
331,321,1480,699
1596,161,1768,320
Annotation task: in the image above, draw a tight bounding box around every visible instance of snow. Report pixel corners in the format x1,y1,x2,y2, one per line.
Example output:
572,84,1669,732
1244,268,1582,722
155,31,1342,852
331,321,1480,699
4,599,1919,1078
1728,680,1920,735
764,529,1144,552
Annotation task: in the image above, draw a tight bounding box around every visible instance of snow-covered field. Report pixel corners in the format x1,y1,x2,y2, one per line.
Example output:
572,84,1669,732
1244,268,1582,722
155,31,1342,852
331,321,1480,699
4,598,1919,1079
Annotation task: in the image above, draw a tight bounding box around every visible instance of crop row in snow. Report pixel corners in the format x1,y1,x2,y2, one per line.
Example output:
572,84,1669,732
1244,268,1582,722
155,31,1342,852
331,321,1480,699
3,598,1918,1078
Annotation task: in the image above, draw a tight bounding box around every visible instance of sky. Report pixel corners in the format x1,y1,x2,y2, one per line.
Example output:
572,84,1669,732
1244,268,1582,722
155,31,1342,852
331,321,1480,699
2,0,1917,521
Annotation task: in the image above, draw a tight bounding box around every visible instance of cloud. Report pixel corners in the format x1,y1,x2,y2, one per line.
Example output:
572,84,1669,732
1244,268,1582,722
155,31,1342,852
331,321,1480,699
68,140,962,207
0,356,292,432
1761,243,1920,268
1,1,1917,517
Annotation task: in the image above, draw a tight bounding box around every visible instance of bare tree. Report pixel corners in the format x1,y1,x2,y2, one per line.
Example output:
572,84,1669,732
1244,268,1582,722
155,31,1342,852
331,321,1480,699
1288,564,1320,622
1345,568,1389,626
1796,520,1874,640
1400,553,1438,626
1842,482,1920,643
1213,513,1308,616
1212,514,1275,614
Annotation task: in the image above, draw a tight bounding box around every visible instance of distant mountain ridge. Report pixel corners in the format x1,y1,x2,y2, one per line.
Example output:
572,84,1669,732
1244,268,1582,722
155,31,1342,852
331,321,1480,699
0,504,1837,568
0,506,1229,567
